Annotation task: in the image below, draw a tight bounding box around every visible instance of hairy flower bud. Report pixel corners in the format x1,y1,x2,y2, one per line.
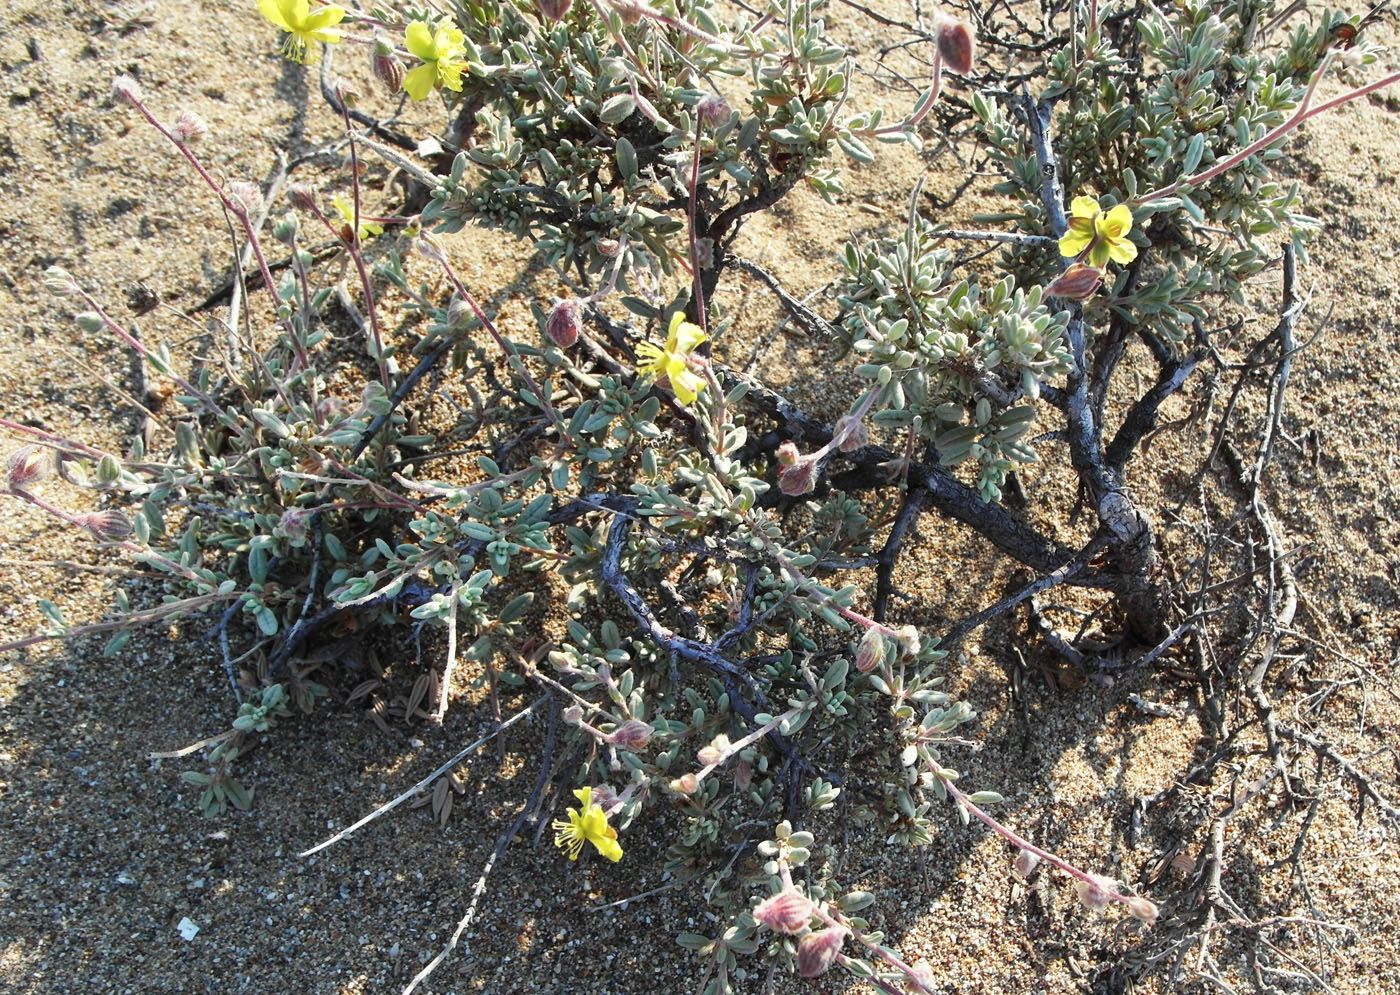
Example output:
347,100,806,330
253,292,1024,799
833,413,869,452
538,0,574,19
1045,262,1104,300
74,311,106,334
6,446,51,491
753,890,814,934
1074,873,1120,912
371,37,406,94
775,441,800,467
796,926,847,978
935,17,976,74
1126,896,1159,924
170,110,208,143
77,509,134,540
287,183,319,212
854,628,884,673
696,733,730,767
273,213,299,246
596,237,621,258
1013,849,1042,879
696,94,731,129
777,455,819,497
895,624,921,660
43,266,80,298
605,718,654,750
668,773,699,795
546,297,583,348
563,704,584,726
111,74,143,105
228,181,262,216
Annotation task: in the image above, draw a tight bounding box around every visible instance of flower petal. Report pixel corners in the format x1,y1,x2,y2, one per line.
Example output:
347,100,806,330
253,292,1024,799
258,0,293,30
1097,204,1133,239
1058,229,1092,258
437,59,466,92
1088,240,1112,268
304,5,347,32
404,21,437,61
402,63,438,101
1106,237,1138,265
635,341,666,376
1068,195,1101,220
670,369,705,405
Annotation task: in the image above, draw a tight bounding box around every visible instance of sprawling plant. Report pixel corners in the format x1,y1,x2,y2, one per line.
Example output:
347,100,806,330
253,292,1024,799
7,1,1398,992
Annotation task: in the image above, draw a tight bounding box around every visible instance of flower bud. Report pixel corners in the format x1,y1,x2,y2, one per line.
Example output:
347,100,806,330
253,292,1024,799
668,773,699,795
1074,873,1119,912
854,628,884,673
1045,263,1104,300
74,311,106,334
696,94,730,129
777,455,819,497
596,237,621,258
936,18,976,74
273,214,299,245
908,960,937,994
775,441,800,467
6,446,51,491
832,413,868,452
796,926,847,978
895,624,921,660
287,183,319,212
275,507,314,544
371,37,406,94
415,234,448,264
696,733,730,767
94,453,124,489
112,74,143,105
546,297,583,348
43,266,80,298
228,181,262,216
752,890,814,934
562,704,584,726
605,718,654,750
1012,849,1042,879
170,110,208,143
333,78,361,109
77,509,134,540
1126,896,1159,924
538,0,574,19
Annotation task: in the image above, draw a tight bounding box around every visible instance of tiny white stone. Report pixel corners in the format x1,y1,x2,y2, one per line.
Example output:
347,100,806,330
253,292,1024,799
177,917,200,941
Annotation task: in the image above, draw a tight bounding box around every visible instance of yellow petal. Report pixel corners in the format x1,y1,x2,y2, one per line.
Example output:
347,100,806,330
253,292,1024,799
405,21,437,61
438,59,466,92
1097,204,1133,239
402,63,438,101
304,5,346,33
670,369,705,405
1088,240,1112,268
1068,195,1101,220
1058,229,1093,258
594,836,623,862
1106,237,1138,265
258,0,294,31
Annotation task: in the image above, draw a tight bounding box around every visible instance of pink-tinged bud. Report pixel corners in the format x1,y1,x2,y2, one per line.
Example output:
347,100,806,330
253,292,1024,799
777,455,819,497
936,18,976,74
1126,896,1159,924
909,960,937,994
562,704,584,725
696,733,729,767
753,890,814,934
1013,849,1042,879
796,926,847,978
6,446,51,491
733,757,753,790
1045,263,1104,300
696,95,730,129
1074,873,1119,912
77,509,134,540
590,782,621,811
596,237,621,258
371,37,406,94
1169,852,1195,875
833,413,868,452
170,110,208,143
275,507,313,544
668,773,699,795
546,297,583,348
287,183,319,212
112,74,143,105
775,441,800,467
854,629,884,673
605,718,654,750
415,234,448,264
538,0,574,19
332,78,361,109
228,181,262,215
612,0,642,25
895,624,921,659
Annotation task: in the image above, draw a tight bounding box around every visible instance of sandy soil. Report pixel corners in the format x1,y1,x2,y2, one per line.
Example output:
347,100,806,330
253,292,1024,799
1,2,1398,994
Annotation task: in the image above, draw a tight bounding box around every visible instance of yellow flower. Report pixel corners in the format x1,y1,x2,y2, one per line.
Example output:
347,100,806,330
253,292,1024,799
331,194,383,242
636,311,708,405
1058,196,1138,268
552,787,623,862
258,0,346,64
402,19,468,101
